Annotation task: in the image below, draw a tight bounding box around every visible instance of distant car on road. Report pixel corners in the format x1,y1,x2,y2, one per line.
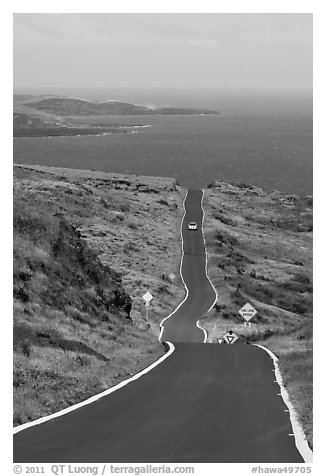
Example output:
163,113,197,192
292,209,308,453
188,221,198,230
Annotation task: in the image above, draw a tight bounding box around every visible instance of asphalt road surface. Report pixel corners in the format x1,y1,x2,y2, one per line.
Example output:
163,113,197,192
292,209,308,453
13,189,305,463
161,189,216,343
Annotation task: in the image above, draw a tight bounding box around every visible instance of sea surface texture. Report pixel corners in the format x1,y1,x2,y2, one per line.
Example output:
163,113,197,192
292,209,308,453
13,89,312,194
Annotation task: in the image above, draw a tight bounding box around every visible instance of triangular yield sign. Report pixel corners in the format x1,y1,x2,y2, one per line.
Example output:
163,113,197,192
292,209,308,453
223,331,239,344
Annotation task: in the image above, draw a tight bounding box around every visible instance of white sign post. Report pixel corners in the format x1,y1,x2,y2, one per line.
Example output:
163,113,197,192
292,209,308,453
142,291,153,320
239,303,257,325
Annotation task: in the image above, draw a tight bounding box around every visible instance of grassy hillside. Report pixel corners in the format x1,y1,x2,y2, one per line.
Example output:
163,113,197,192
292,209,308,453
14,112,58,129
13,165,185,426
13,111,138,137
200,180,313,447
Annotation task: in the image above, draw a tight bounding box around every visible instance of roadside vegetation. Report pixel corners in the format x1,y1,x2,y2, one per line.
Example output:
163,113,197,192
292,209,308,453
200,180,313,447
13,165,185,426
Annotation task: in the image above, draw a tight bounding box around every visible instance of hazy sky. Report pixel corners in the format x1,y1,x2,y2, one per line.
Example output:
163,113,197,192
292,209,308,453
13,13,312,90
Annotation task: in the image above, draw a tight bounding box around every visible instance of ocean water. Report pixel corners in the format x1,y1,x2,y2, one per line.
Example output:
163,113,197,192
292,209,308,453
13,89,312,194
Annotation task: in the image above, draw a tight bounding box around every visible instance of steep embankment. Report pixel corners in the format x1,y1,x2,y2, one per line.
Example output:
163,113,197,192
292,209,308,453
200,180,313,446
13,165,185,426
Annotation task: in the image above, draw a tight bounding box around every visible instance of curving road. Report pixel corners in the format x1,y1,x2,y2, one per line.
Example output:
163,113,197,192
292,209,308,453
13,189,307,463
160,189,216,343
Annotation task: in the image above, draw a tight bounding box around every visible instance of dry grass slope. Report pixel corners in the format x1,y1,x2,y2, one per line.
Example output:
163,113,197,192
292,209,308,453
13,164,185,426
200,180,313,447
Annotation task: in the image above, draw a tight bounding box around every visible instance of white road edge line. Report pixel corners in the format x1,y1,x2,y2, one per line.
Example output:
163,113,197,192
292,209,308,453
13,342,175,434
159,190,189,341
254,344,313,463
196,319,208,343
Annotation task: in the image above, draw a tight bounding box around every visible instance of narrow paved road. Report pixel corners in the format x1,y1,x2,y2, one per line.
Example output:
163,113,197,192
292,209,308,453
161,189,216,343
13,189,306,463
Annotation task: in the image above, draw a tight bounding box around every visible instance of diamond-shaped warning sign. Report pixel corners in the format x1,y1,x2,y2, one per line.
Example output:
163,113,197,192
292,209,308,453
142,291,153,304
239,302,257,321
223,331,239,345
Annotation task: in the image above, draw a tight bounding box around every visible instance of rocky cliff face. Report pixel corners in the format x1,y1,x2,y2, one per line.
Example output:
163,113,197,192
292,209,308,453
14,211,131,323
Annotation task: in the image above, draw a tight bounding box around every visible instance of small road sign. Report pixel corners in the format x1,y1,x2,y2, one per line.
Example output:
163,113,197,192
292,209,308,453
143,291,153,304
223,331,239,345
244,321,251,328
168,273,176,283
142,291,153,320
239,302,257,322
217,338,224,344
